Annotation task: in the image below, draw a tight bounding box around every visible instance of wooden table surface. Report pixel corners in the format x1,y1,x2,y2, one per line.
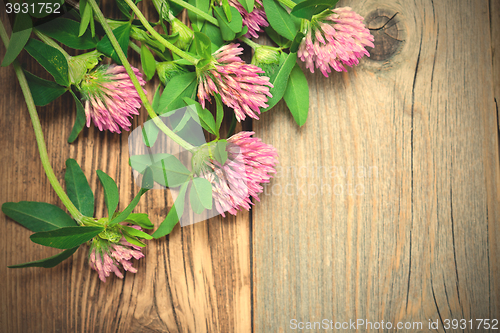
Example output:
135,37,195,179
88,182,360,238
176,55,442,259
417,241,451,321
1,0,499,332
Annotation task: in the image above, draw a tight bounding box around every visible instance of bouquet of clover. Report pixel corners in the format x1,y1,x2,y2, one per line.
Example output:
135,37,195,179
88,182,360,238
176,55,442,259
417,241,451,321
0,0,373,282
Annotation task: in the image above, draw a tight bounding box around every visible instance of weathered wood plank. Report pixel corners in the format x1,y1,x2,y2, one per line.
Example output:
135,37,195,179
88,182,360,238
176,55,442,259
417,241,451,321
487,0,500,323
0,8,251,332
253,0,500,331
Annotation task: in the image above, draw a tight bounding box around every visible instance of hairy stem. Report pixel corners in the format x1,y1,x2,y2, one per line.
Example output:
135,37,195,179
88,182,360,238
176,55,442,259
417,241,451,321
129,40,170,62
169,0,219,27
123,0,199,64
87,0,195,151
0,19,83,223
239,37,261,49
128,40,142,54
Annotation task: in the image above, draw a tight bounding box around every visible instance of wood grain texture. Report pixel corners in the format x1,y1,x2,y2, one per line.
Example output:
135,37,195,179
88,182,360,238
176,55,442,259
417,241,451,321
0,5,251,332
487,0,500,325
253,0,500,331
2,0,500,332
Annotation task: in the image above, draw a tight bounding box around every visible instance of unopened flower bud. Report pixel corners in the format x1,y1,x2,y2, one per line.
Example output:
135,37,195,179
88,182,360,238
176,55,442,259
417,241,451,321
151,0,170,21
99,228,123,243
171,17,193,50
251,46,280,78
67,50,102,86
130,26,150,43
156,61,188,86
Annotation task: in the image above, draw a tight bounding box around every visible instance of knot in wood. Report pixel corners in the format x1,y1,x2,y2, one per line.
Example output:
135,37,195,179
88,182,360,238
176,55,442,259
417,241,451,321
365,9,403,61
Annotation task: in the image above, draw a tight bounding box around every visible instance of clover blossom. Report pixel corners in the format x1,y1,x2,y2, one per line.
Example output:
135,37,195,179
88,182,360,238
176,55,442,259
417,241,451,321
88,224,145,282
197,44,273,122
198,131,278,216
228,0,269,38
298,7,374,77
78,65,146,133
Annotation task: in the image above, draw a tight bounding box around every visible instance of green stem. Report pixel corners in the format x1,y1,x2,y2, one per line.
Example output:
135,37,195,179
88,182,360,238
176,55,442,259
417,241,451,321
129,40,171,62
239,37,260,49
0,19,83,223
239,37,284,51
276,0,296,9
122,0,199,64
129,40,141,54
87,0,195,151
169,0,219,27
33,30,71,59
239,37,284,54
